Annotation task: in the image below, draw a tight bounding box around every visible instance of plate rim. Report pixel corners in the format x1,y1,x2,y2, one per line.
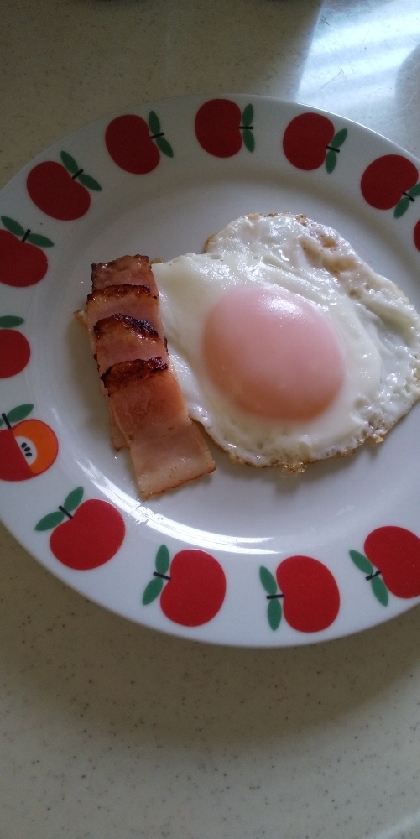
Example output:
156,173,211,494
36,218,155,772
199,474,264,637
1,92,420,647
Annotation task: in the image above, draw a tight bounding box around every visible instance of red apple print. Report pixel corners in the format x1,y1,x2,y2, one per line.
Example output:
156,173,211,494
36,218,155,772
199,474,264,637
0,404,58,481
27,151,102,220
361,154,420,217
105,112,174,175
350,526,420,604
0,316,30,378
195,99,254,158
283,112,347,173
415,220,420,251
143,545,227,627
35,487,125,571
0,216,53,287
259,556,340,632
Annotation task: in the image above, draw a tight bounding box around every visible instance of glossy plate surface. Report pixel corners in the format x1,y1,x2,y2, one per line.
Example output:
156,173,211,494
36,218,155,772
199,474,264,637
1,94,420,646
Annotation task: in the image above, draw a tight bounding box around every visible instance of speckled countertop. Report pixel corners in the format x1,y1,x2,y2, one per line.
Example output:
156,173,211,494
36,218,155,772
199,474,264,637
2,1,420,837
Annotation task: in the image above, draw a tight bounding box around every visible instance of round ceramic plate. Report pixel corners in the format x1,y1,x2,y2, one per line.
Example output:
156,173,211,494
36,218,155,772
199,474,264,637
1,94,420,647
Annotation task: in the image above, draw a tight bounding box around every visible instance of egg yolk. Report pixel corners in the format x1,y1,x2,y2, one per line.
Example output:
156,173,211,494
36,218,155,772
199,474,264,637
203,285,345,421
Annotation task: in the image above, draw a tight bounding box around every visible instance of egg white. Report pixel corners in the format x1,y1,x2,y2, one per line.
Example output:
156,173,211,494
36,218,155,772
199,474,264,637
153,213,420,469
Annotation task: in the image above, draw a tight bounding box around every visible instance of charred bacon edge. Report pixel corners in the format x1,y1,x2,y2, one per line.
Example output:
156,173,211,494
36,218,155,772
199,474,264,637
94,313,160,340
102,357,168,393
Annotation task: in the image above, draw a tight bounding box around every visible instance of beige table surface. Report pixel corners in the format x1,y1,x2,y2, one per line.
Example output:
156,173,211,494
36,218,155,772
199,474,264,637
2,1,420,837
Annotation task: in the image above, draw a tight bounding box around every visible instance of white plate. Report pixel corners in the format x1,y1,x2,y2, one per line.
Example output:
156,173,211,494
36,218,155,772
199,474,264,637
1,94,420,647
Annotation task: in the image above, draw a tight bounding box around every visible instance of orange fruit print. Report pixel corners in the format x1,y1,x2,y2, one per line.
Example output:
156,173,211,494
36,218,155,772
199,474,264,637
0,405,58,481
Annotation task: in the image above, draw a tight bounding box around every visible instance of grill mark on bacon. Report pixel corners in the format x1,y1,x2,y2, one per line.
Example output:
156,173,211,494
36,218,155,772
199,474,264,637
94,314,159,341
94,315,167,376
103,357,168,391
87,283,158,306
85,284,163,352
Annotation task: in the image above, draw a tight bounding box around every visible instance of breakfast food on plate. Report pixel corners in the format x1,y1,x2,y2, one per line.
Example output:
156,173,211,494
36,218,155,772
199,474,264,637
152,212,420,470
78,213,420,497
76,255,216,498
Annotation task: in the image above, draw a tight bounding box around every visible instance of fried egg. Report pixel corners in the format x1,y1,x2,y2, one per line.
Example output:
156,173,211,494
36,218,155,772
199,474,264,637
152,213,420,469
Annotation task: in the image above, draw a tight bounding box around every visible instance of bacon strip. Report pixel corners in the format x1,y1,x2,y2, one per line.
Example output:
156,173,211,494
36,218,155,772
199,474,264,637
102,359,215,498
77,254,216,497
91,254,159,296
